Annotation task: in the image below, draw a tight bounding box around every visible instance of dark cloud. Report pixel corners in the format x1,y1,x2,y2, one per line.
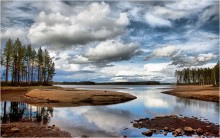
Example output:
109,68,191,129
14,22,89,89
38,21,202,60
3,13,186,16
55,69,95,76
67,40,142,67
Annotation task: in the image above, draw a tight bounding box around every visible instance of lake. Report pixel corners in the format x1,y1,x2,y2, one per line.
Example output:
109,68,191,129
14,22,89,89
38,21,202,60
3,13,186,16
1,85,219,137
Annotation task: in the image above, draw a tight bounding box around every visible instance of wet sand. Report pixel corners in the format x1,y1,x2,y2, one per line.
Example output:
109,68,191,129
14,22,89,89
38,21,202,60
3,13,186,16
24,88,136,107
162,85,219,102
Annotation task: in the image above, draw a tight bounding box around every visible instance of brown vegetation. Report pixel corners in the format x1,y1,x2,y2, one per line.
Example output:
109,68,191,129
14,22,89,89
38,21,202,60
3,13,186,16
162,85,219,102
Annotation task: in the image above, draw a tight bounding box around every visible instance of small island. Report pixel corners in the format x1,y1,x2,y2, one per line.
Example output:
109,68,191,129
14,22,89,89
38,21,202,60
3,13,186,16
24,88,137,107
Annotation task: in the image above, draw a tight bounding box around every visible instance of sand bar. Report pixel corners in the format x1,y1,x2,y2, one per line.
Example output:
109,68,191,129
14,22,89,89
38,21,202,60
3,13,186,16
24,88,136,107
162,85,219,102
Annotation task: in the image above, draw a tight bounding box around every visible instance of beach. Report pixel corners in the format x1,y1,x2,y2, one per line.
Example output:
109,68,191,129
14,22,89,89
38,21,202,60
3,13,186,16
162,85,219,102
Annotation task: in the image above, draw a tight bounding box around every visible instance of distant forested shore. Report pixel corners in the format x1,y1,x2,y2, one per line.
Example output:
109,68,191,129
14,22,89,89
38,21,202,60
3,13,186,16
54,81,165,85
175,62,219,86
1,38,55,86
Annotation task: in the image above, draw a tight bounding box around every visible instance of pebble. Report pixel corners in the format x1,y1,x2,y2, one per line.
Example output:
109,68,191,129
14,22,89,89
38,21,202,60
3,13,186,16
2,134,7,137
205,132,209,136
142,131,153,137
164,127,169,131
196,128,203,135
184,127,194,132
175,128,182,135
164,131,168,136
10,127,20,133
149,129,156,132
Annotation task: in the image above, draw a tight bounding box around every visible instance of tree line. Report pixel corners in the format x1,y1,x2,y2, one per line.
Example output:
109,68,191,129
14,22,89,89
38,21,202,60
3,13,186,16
175,62,219,86
54,81,161,85
1,38,55,86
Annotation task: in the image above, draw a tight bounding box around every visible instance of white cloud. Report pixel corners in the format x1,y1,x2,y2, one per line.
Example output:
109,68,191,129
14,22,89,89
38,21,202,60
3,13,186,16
196,53,217,62
144,97,169,108
1,28,29,43
152,45,180,58
68,39,140,66
28,2,129,49
145,13,172,27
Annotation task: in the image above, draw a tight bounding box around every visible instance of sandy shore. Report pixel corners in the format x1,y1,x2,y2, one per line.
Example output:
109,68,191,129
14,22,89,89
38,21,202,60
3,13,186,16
24,88,136,107
162,85,219,102
1,86,60,102
1,122,71,137
1,86,136,107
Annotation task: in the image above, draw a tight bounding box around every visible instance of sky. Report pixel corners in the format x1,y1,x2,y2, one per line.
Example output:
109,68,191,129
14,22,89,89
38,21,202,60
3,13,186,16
1,0,219,82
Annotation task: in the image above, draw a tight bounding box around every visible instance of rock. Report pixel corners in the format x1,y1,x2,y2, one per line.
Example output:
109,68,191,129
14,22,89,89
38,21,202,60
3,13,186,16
138,118,147,122
133,123,142,129
149,129,156,132
122,135,127,138
25,126,30,129
11,127,20,133
184,127,194,133
81,135,89,138
142,131,153,137
175,128,182,135
169,128,176,132
163,127,169,131
2,134,7,137
52,125,55,129
169,114,178,118
123,128,128,130
172,131,178,137
196,128,203,135
205,132,209,136
206,125,211,128
164,131,168,136
155,115,164,118
52,125,60,131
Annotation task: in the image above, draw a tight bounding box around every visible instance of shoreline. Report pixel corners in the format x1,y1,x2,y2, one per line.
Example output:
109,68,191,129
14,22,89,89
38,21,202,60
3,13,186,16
24,88,136,107
162,85,219,102
1,86,137,107
133,115,219,137
1,122,71,137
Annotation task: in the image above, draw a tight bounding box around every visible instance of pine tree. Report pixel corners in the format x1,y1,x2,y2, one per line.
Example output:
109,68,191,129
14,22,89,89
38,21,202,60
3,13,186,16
3,38,13,83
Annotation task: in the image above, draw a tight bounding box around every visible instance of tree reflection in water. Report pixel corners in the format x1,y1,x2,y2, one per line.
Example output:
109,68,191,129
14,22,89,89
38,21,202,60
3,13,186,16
1,101,53,126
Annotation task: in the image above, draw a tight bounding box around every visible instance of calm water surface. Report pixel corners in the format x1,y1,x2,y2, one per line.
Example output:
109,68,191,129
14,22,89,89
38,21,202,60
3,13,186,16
1,85,219,137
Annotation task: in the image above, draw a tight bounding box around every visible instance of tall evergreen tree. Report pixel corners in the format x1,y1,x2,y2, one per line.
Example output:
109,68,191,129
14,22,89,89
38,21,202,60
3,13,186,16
2,37,55,86
3,38,13,83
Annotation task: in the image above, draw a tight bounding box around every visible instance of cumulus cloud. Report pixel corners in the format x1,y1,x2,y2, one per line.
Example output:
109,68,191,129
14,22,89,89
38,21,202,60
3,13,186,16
145,45,217,67
1,28,29,44
68,40,141,67
144,45,181,60
28,2,129,49
145,13,172,27
171,53,217,67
